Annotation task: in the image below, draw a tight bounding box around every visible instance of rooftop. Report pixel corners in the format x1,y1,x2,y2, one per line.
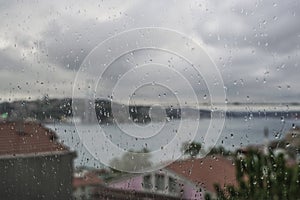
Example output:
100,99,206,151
167,156,237,193
73,171,103,188
0,121,69,156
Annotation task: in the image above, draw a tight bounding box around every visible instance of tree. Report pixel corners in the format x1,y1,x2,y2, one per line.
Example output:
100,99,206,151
181,141,203,158
206,149,300,200
109,148,152,172
207,146,232,156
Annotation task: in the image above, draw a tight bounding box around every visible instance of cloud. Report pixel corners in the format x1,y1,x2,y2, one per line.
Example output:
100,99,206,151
0,0,299,103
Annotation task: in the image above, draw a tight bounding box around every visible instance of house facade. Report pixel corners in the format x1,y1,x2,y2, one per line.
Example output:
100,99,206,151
0,121,76,200
107,156,237,199
167,156,237,197
73,170,103,199
108,169,204,199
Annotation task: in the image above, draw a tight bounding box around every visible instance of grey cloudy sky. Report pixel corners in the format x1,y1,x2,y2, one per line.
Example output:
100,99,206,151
0,0,299,104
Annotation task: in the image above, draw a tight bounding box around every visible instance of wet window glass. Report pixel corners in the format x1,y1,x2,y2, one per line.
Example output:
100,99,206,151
168,177,179,193
0,0,300,200
155,174,165,191
143,174,152,190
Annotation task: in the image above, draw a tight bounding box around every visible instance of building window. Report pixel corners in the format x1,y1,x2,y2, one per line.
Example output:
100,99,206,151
155,174,165,191
143,175,152,190
168,177,179,193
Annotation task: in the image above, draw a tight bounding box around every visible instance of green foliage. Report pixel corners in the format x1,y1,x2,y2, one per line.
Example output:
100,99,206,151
182,141,202,158
207,150,300,200
0,98,73,121
182,142,233,159
109,148,152,172
208,146,232,156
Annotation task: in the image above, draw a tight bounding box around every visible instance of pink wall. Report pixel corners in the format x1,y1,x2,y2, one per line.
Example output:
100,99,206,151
183,183,204,199
109,173,204,200
109,175,144,191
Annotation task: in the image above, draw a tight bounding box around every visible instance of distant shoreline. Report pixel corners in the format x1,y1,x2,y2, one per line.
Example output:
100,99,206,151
1,98,300,124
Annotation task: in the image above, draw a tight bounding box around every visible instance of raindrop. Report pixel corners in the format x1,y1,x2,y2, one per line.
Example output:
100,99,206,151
240,79,244,85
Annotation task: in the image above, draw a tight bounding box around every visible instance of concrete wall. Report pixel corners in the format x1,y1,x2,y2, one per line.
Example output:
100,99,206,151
0,152,75,200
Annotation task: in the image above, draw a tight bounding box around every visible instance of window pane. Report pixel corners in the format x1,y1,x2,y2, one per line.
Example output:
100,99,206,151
155,174,165,191
143,175,152,190
168,177,178,193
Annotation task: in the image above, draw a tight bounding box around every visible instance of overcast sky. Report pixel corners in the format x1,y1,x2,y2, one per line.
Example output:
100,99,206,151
0,0,300,104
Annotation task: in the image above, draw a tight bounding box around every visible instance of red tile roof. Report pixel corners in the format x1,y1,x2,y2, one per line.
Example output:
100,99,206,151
73,172,103,188
0,121,68,156
167,156,237,193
